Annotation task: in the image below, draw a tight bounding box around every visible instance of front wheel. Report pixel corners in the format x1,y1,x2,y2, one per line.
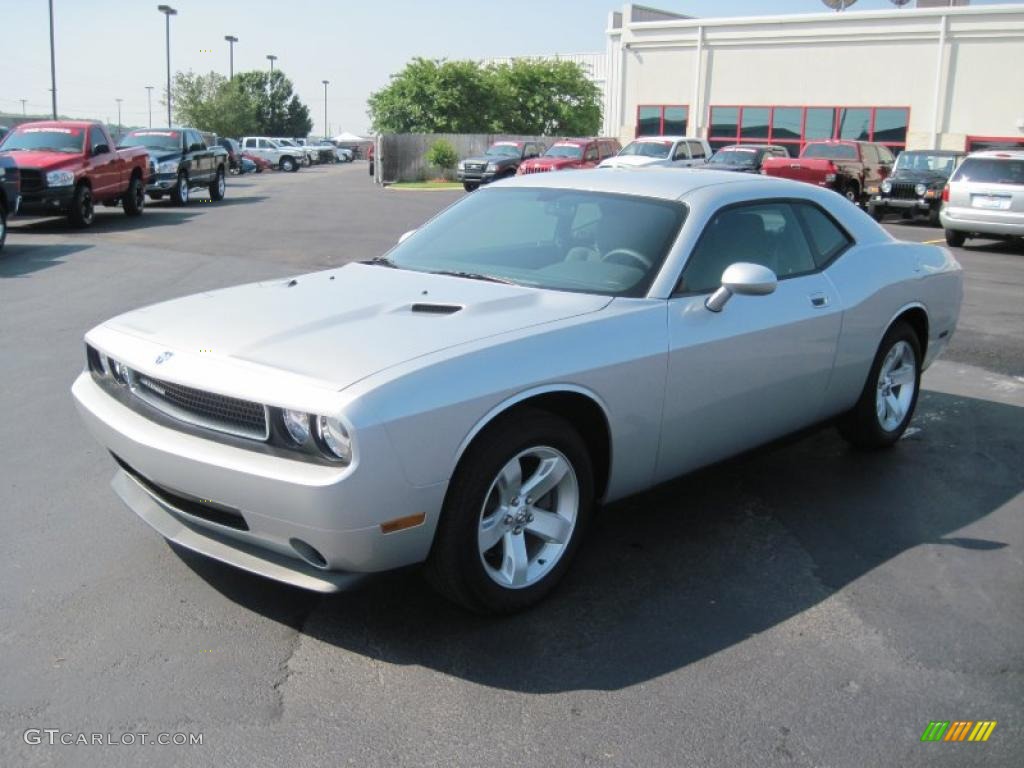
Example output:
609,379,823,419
463,182,479,192
209,168,225,201
280,156,296,173
838,321,921,450
426,409,594,614
0,205,7,251
945,229,966,247
68,184,95,227
843,184,861,206
170,173,189,205
122,174,145,217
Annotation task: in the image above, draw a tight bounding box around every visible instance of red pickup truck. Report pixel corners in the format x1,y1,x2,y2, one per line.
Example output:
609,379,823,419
760,140,894,205
0,121,150,227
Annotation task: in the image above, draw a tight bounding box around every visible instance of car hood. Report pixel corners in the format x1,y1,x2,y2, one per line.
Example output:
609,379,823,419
0,149,80,171
103,263,612,390
463,155,513,166
523,157,577,170
600,155,665,168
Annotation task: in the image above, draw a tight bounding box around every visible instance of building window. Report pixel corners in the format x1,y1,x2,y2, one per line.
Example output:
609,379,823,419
966,136,1024,151
636,105,689,137
708,105,909,154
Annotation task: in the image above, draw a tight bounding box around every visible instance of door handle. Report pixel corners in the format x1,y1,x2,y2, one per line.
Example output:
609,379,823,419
809,293,829,308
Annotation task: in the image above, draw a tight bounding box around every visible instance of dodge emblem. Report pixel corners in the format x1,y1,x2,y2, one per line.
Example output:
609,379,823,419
155,351,174,365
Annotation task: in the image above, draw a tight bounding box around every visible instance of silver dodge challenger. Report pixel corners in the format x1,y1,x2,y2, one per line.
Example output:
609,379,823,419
72,169,963,613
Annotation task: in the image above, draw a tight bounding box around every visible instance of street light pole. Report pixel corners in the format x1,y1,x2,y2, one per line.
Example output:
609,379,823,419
48,0,57,118
322,80,329,140
266,54,277,73
225,35,238,79
157,5,177,128
115,98,123,138
20,99,27,116
145,86,154,128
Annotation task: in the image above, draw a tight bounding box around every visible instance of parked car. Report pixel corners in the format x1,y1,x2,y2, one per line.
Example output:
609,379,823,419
707,144,790,173
598,136,712,169
296,138,339,164
761,140,895,204
867,150,963,225
940,150,1024,246
240,137,303,172
217,137,243,174
0,155,18,251
457,141,546,191
120,128,227,205
517,138,622,174
240,150,270,173
274,138,315,166
0,120,149,227
72,169,962,614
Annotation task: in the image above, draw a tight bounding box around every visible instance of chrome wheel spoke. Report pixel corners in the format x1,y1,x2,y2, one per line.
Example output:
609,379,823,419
520,455,569,502
526,509,572,544
496,460,522,505
885,393,901,421
478,508,508,552
889,363,915,387
501,532,529,587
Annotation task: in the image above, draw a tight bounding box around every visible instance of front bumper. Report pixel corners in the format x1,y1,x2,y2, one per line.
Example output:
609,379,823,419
868,196,935,213
940,206,1024,237
72,372,447,591
457,168,498,184
17,186,75,215
146,172,178,193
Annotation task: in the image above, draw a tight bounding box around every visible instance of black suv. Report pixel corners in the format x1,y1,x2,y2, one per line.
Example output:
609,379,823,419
457,141,545,192
868,149,964,225
0,154,19,251
708,144,790,173
119,128,229,205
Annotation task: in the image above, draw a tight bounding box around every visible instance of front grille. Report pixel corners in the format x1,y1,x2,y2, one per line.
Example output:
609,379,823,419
520,165,551,175
889,182,921,201
466,163,486,172
19,168,43,195
131,372,269,441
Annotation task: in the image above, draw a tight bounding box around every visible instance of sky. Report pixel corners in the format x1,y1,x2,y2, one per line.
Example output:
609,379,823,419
0,0,1019,136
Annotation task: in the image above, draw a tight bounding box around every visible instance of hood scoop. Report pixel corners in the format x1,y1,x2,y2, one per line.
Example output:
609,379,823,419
410,303,462,315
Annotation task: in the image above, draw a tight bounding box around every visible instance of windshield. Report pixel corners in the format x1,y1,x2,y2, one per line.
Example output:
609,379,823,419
544,145,583,159
276,139,297,147
487,144,521,158
894,152,957,176
619,141,672,159
802,143,858,160
710,148,760,166
952,157,1024,185
384,187,686,297
120,130,182,152
0,126,84,153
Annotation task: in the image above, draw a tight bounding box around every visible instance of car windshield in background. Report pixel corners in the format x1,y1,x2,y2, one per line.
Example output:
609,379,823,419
802,143,858,160
384,187,686,298
952,157,1024,185
487,144,521,157
710,148,759,166
277,139,298,147
619,141,672,159
119,131,181,152
894,152,957,176
1,127,83,153
544,145,584,159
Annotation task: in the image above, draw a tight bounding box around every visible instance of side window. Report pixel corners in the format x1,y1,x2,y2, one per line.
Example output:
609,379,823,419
878,145,895,165
89,126,107,154
258,139,272,149
584,144,598,163
244,138,255,148
793,203,853,268
672,143,690,161
862,143,878,164
688,140,705,159
678,202,818,294
524,144,535,159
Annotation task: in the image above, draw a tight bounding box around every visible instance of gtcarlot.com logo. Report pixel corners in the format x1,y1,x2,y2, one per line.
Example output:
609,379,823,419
23,729,203,746
921,720,997,743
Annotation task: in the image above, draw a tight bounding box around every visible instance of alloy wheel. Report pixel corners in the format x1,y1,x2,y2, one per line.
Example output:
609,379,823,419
875,340,916,431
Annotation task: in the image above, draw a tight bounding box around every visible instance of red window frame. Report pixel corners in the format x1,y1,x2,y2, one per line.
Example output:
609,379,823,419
965,135,1024,152
635,104,689,138
707,105,910,154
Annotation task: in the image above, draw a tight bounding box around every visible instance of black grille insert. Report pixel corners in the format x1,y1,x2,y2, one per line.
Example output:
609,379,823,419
889,182,922,201
132,372,268,440
19,169,44,196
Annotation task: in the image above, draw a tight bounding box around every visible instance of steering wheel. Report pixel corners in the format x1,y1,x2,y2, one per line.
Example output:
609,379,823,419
601,247,652,270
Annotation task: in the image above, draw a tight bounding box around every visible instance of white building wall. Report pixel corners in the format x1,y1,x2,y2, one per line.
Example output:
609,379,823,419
605,3,1024,150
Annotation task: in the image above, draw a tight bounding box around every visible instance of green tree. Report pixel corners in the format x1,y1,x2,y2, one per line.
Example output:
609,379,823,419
234,70,313,136
171,69,313,137
425,139,459,179
490,59,602,136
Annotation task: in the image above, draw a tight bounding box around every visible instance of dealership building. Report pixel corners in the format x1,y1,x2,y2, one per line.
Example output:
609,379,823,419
595,2,1024,154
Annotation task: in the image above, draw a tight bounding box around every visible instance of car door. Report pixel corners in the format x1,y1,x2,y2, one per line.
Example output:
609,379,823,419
581,143,599,168
687,140,708,167
187,130,211,182
655,199,844,482
87,125,117,198
670,141,691,167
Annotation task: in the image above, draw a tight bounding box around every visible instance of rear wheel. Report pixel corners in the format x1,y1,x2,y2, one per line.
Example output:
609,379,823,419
122,174,145,217
843,183,861,206
170,173,189,205
838,321,921,450
68,184,95,227
426,408,594,614
945,229,966,247
208,167,225,201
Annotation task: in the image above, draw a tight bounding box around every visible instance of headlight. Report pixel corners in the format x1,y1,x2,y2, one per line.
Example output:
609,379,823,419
486,162,499,172
915,183,927,196
46,170,75,187
881,180,892,194
156,160,179,174
282,409,312,445
317,415,352,464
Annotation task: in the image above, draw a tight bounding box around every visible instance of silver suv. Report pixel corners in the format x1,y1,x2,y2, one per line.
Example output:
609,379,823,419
940,150,1024,247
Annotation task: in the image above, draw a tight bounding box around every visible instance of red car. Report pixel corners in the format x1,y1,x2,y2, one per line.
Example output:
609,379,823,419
517,138,622,175
760,140,895,205
0,120,150,227
240,150,272,173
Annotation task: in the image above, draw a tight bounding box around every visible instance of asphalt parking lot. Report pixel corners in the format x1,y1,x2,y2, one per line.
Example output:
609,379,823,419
1,164,1021,768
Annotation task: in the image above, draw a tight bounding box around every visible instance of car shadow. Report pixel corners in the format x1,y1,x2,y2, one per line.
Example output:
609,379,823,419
10,208,202,234
176,389,1022,692
0,242,94,278
960,238,1024,255
147,194,269,208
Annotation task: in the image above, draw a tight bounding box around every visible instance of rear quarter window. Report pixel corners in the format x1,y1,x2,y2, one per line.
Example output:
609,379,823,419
952,157,1024,185
794,203,853,268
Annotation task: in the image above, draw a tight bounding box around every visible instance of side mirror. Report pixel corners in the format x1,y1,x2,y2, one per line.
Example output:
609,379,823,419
705,262,777,312
398,229,416,244
92,144,110,156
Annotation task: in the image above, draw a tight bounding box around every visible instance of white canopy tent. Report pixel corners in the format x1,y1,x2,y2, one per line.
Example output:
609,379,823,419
331,131,371,144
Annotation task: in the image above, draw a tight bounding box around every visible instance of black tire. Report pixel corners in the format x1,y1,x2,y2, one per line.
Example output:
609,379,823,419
209,167,226,201
927,206,941,227
843,183,861,206
837,321,922,450
368,160,374,177
463,182,479,192
945,229,966,247
68,184,95,227
0,204,7,251
170,172,189,206
280,156,296,173
122,174,145,217
425,408,594,614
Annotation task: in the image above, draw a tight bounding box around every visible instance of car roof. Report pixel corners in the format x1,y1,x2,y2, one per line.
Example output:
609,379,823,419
13,120,100,130
629,136,702,143
901,149,964,156
716,144,780,150
494,167,805,201
966,150,1024,160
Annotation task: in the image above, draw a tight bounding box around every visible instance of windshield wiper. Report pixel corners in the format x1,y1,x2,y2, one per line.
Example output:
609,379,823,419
429,270,519,286
359,256,399,268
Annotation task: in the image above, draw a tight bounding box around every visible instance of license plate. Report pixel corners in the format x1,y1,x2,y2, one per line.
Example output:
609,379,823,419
972,195,1010,210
